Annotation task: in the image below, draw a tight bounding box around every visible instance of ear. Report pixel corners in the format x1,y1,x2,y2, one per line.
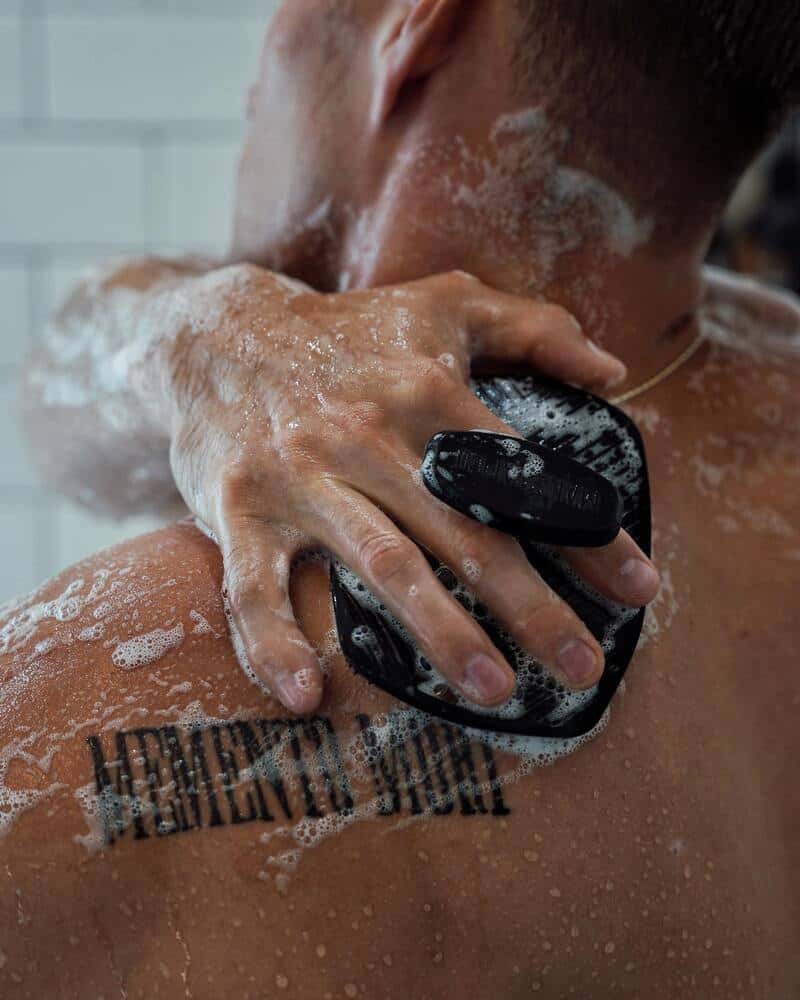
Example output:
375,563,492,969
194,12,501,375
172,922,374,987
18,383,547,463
374,0,470,124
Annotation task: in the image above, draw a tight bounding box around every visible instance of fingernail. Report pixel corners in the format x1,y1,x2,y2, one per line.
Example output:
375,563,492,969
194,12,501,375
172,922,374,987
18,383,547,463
619,559,660,604
587,341,627,384
292,667,318,692
568,315,584,334
557,640,602,686
604,364,628,388
275,672,313,714
463,654,512,704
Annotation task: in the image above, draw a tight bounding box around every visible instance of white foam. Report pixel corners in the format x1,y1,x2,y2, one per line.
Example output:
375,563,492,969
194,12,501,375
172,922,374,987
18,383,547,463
462,558,482,583
469,504,493,524
499,438,521,457
78,623,105,642
189,610,214,636
111,622,185,670
0,735,66,839
439,107,653,294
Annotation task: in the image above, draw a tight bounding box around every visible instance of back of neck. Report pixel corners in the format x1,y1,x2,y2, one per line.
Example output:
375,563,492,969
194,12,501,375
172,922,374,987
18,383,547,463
342,107,718,392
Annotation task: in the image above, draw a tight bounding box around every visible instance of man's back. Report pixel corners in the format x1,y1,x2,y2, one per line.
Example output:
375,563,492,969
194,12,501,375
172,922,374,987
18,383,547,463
1,312,798,999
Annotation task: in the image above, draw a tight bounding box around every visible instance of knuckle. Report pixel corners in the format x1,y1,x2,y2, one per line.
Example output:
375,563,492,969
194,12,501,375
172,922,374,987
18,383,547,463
280,423,317,459
392,358,453,411
457,518,519,561
343,399,387,437
537,303,580,335
454,522,493,565
278,426,325,474
225,572,263,619
515,597,574,645
448,269,481,289
418,359,460,401
358,531,418,586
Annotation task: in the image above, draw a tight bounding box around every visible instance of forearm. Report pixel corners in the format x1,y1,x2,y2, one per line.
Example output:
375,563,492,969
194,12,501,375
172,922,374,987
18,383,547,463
22,256,261,517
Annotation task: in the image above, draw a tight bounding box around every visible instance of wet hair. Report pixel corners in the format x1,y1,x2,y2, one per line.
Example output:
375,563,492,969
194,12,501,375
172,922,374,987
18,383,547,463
514,1,800,136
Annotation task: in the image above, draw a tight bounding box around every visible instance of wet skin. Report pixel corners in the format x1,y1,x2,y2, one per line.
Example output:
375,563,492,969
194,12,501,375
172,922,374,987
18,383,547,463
2,311,798,999
11,1,800,994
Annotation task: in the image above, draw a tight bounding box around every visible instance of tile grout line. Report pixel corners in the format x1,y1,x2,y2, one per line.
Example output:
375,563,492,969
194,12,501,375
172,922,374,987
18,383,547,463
20,0,49,123
26,245,51,345
0,121,243,146
142,125,169,247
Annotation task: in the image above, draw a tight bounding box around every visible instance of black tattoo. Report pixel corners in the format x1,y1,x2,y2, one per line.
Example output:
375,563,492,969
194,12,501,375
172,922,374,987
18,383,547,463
86,714,509,846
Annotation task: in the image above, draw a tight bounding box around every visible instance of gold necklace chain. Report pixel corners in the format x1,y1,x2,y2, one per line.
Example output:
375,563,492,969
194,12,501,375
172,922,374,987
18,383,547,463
610,329,707,406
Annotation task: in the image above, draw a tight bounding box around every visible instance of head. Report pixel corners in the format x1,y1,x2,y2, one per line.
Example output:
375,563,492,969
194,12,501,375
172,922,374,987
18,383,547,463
232,0,800,297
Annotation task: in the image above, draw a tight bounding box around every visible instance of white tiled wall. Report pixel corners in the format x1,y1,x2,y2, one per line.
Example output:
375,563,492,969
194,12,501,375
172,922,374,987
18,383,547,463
0,19,23,117
0,1,277,604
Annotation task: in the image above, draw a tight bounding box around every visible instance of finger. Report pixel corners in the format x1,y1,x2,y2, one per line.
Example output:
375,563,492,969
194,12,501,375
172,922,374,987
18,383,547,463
414,388,660,603
455,278,627,389
309,482,517,707
558,531,661,608
350,449,606,690
388,364,527,454
220,516,323,714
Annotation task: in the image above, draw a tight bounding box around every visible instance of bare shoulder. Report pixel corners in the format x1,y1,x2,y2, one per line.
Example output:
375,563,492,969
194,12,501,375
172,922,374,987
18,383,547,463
0,521,225,683
0,520,234,795
700,266,800,415
1,519,223,637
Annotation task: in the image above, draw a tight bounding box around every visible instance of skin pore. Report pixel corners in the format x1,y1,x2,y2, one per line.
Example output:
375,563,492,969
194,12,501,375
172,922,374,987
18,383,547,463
4,0,800,997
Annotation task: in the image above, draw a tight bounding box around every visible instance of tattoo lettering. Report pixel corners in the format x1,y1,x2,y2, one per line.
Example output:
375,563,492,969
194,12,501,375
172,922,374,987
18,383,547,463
86,714,509,845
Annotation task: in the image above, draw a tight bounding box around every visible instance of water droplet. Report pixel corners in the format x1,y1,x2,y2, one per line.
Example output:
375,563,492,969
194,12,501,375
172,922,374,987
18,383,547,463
276,974,289,990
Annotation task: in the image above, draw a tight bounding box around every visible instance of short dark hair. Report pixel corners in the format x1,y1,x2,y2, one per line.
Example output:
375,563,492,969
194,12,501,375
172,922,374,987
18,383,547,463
514,1,800,131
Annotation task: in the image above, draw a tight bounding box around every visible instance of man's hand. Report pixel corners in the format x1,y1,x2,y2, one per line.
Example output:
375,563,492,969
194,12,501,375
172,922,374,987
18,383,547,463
159,266,659,713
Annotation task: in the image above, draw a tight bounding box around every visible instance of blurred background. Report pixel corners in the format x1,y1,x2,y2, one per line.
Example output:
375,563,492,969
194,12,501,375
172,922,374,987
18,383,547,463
0,1,798,605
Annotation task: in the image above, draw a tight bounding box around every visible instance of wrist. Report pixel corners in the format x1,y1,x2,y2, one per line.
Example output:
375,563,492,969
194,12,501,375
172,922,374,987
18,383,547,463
136,263,266,432
141,262,312,440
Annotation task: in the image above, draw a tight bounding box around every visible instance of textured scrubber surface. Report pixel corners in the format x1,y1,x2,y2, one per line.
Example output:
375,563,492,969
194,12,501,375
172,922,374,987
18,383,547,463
331,376,651,738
